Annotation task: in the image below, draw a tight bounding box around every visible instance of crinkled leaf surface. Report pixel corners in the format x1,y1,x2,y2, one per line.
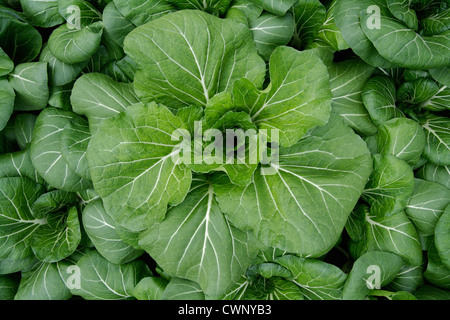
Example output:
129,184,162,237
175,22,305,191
124,9,266,108
139,177,261,297
87,102,192,232
215,113,372,256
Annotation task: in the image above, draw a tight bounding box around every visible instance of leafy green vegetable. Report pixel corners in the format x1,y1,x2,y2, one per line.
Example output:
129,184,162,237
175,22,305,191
0,0,448,302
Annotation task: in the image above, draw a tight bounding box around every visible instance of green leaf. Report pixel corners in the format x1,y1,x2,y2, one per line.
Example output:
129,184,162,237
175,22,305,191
290,0,326,50
133,276,168,300
405,178,450,236
60,116,91,180
0,79,15,131
139,178,260,297
0,47,14,76
0,149,43,184
14,113,37,150
420,113,450,166
362,211,423,266
342,251,404,300
328,59,377,136
429,67,450,87
0,177,46,263
397,78,440,104
71,73,140,132
215,113,372,256
30,206,81,263
14,260,73,300
435,204,450,269
82,199,143,264
245,46,332,147
376,118,426,166
0,15,42,63
387,265,424,293
102,2,135,48
334,0,395,68
167,0,231,15
253,0,297,16
87,102,192,232
424,241,450,289
387,0,418,30
276,255,347,300
57,0,102,28
360,8,450,69
30,108,92,192
414,285,450,300
124,9,265,108
39,44,88,87
0,275,19,300
20,0,64,28
249,12,295,61
31,189,78,219
8,62,49,111
161,277,205,300
48,21,104,64
362,75,404,127
420,85,450,112
113,0,173,26
362,154,415,217
416,163,450,189
70,250,151,300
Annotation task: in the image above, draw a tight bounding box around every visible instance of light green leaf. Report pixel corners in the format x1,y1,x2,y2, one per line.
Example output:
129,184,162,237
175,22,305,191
416,163,450,189
376,118,426,166
334,0,395,68
60,116,91,180
253,0,297,16
328,59,378,136
14,260,72,300
362,154,415,217
87,102,192,232
8,62,49,111
71,73,140,132
48,21,104,64
435,205,450,269
82,200,143,264
0,47,14,76
133,276,168,300
362,210,423,266
0,177,46,262
30,206,81,263
31,189,78,219
161,277,205,300
215,113,372,256
362,75,404,127
139,178,261,297
360,8,450,69
124,9,265,108
420,112,450,166
424,241,450,289
39,44,88,87
113,0,173,26
70,250,151,300
249,12,295,61
405,178,450,236
342,251,404,300
102,2,135,48
314,0,349,52
30,108,92,192
246,46,332,147
167,0,231,15
0,79,15,131
0,149,43,184
276,255,347,300
20,0,64,28
290,0,326,50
